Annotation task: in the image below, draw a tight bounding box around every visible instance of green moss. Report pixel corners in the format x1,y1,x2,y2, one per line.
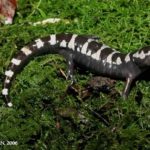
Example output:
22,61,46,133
0,0,149,149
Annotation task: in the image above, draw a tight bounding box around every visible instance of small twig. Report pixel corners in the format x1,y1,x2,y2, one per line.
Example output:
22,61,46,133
32,18,61,26
59,68,67,79
87,106,109,126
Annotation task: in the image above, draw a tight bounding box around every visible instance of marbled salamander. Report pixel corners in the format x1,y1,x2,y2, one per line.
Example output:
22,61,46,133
2,33,150,107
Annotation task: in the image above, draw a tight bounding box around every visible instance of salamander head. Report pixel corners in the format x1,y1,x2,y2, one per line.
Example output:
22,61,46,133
132,46,150,68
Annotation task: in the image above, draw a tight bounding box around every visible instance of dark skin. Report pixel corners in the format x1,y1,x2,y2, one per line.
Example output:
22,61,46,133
2,34,150,106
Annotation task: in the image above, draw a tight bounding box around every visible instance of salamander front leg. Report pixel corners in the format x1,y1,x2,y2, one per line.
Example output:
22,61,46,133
122,77,134,99
66,53,76,85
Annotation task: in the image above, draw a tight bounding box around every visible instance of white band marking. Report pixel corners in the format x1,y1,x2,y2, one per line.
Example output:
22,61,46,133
11,58,21,66
34,39,44,48
125,53,131,62
5,79,10,83
86,50,92,56
68,34,78,50
106,52,117,64
91,44,110,60
7,102,13,107
91,49,101,60
21,47,32,56
5,70,14,77
116,57,122,65
2,88,8,95
77,47,80,52
81,39,93,54
60,40,67,47
49,34,56,45
133,50,150,60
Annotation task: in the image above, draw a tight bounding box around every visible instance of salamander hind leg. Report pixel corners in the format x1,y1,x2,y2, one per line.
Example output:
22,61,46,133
122,77,134,100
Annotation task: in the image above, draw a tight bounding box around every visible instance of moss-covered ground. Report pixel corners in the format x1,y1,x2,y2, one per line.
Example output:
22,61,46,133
0,0,150,149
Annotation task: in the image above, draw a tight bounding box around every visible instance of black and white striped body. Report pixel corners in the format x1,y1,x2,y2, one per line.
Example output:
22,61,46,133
2,34,150,107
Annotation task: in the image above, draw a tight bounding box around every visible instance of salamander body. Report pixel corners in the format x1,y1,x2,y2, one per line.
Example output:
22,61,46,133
2,34,150,107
